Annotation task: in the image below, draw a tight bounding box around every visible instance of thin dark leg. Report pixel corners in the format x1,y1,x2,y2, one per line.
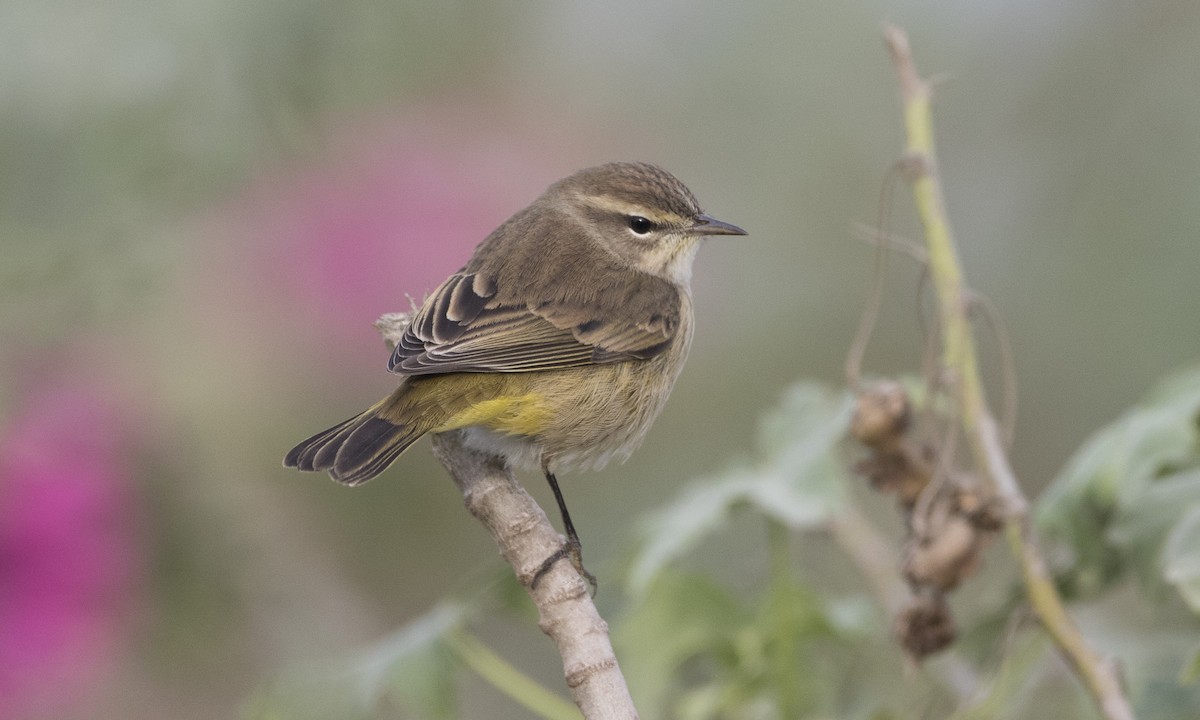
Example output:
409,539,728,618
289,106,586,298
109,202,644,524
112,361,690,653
531,467,597,593
546,469,581,549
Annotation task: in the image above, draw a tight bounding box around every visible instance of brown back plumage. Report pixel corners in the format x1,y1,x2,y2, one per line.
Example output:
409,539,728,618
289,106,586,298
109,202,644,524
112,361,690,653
387,163,692,376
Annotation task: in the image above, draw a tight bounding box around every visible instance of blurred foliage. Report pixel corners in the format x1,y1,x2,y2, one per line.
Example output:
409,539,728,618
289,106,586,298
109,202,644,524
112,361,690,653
628,384,852,596
270,375,1200,719
246,602,464,720
5,0,1200,718
1036,364,1200,697
620,383,859,719
619,569,854,720
1038,364,1200,612
251,384,877,719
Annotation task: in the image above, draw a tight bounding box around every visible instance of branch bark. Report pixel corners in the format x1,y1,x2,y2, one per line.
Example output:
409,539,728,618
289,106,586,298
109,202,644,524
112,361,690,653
375,313,638,720
882,26,1135,720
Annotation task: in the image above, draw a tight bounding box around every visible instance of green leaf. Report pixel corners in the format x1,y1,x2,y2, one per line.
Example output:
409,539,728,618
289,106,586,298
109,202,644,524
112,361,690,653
950,631,1053,720
1109,470,1200,593
1164,506,1200,614
1042,365,1200,514
445,631,581,720
356,602,463,712
628,382,851,595
627,468,759,596
1183,645,1200,684
674,684,725,720
619,568,858,720
757,383,852,459
616,572,746,717
1037,364,1200,599
755,575,838,717
244,602,464,720
755,385,853,527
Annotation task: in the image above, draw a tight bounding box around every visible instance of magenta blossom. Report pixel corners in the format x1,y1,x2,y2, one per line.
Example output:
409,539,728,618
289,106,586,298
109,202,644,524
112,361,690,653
0,374,139,719
222,105,582,363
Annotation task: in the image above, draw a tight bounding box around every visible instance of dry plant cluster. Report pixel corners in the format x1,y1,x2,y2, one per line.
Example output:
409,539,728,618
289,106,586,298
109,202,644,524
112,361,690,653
850,380,1006,659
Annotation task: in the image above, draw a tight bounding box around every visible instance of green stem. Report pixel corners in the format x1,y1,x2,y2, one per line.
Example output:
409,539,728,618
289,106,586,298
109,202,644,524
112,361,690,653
883,25,1134,720
446,629,582,720
765,518,804,718
767,517,792,584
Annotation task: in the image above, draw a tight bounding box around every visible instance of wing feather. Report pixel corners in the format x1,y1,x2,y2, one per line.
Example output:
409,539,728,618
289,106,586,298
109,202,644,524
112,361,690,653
387,270,679,376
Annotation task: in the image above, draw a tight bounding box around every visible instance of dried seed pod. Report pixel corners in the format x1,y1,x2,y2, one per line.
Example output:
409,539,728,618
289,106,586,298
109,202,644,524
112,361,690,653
895,590,956,660
904,513,981,591
962,494,1007,532
855,443,932,504
850,380,911,449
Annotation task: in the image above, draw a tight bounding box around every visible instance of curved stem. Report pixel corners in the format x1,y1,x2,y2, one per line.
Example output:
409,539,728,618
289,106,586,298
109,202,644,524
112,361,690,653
882,25,1135,720
447,629,582,720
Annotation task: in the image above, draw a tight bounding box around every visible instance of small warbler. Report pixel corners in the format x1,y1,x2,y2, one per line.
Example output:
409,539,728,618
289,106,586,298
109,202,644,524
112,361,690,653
285,161,746,586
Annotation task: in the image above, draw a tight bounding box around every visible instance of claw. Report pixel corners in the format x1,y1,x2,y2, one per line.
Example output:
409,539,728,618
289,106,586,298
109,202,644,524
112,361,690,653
531,465,598,594
530,536,597,595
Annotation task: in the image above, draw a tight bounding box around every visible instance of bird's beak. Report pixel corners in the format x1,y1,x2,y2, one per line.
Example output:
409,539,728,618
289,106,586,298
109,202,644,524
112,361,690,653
690,214,748,236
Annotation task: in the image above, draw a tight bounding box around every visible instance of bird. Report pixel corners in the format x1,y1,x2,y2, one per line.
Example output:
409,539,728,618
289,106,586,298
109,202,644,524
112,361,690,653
284,161,746,588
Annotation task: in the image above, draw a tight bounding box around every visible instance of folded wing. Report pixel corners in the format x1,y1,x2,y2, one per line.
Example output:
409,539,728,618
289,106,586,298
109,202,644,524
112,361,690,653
388,270,680,375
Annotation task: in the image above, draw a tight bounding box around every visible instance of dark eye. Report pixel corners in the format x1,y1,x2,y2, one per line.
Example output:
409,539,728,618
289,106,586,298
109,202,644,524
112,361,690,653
627,215,653,235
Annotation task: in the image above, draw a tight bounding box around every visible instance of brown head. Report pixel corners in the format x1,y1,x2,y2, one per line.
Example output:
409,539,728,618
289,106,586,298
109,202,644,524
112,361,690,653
547,162,746,283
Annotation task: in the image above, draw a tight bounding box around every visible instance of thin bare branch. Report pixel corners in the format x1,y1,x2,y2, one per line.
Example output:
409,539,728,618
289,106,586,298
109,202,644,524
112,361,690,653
845,162,905,390
376,313,638,720
968,292,1019,449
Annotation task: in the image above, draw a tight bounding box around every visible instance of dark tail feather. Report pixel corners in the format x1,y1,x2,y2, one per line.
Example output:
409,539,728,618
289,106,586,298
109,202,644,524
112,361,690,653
283,402,426,485
284,413,360,471
331,415,424,486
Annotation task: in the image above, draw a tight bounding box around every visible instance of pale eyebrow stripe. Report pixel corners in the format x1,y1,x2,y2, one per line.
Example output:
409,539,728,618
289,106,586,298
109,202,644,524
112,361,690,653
577,193,684,224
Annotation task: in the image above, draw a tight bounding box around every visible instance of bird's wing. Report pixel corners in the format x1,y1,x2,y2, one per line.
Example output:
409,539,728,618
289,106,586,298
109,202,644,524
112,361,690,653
388,270,680,375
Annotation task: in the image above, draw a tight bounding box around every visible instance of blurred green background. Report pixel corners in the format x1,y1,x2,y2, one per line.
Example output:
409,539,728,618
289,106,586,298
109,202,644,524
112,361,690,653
3,1,1199,718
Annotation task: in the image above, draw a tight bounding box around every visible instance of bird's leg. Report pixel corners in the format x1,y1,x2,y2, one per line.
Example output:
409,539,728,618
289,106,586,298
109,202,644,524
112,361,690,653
531,465,597,594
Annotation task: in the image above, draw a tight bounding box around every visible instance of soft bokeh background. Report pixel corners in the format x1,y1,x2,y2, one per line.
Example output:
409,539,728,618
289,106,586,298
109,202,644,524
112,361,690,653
3,1,1199,718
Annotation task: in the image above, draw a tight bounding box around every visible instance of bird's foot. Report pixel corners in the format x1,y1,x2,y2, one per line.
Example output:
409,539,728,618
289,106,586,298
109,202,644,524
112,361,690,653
530,535,597,595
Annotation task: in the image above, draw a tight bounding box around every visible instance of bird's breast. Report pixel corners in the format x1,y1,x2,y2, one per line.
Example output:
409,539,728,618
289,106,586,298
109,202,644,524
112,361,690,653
459,292,695,473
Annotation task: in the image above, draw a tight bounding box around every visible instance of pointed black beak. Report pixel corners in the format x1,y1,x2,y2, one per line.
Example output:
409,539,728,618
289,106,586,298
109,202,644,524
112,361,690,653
690,213,748,236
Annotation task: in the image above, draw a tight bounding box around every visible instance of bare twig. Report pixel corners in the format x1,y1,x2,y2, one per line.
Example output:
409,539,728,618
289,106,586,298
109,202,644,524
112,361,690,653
882,25,1134,720
851,222,928,264
967,292,1019,448
376,313,638,720
846,162,905,390
829,505,910,615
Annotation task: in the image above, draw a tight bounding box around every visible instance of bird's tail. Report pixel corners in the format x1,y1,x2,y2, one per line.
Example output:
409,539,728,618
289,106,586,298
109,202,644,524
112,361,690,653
283,388,428,486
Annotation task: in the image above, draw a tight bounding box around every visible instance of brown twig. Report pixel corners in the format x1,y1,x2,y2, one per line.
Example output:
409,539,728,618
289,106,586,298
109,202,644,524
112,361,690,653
845,162,905,390
375,313,638,720
881,25,1134,720
967,292,1019,448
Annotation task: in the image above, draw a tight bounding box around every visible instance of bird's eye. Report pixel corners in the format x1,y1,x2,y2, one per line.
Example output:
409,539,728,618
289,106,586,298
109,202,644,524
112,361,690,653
627,215,653,235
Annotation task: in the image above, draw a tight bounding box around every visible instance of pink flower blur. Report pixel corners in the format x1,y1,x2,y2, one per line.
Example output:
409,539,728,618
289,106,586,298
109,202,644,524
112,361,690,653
0,377,138,719
234,107,571,358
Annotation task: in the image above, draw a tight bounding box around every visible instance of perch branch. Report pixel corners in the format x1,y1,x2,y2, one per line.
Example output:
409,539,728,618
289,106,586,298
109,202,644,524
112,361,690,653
375,314,638,720
882,26,1134,720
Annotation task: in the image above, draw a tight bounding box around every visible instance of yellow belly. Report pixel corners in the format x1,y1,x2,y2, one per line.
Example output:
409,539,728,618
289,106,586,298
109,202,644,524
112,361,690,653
409,294,694,472
437,393,552,437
